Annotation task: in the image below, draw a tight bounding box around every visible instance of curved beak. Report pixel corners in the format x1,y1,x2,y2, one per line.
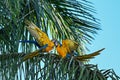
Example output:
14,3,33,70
51,39,58,47
51,39,62,47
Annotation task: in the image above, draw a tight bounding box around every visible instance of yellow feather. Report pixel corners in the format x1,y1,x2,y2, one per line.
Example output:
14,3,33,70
62,39,79,53
24,20,54,52
56,44,67,58
56,39,79,58
75,48,105,61
22,50,40,61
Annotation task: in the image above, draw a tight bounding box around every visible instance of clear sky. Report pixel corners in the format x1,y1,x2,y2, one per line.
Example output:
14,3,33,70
88,0,120,76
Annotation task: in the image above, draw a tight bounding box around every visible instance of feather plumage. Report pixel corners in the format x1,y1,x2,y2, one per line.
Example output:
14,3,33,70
56,39,79,58
25,20,54,52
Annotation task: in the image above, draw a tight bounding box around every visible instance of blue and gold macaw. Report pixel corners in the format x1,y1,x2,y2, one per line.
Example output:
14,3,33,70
54,39,79,58
20,20,55,61
54,39,105,61
24,20,54,52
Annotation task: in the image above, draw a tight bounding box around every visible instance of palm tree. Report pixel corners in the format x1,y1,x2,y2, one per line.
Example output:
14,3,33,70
0,0,119,80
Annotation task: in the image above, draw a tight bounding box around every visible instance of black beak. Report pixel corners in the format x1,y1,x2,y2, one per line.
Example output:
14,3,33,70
51,39,58,46
51,39,62,47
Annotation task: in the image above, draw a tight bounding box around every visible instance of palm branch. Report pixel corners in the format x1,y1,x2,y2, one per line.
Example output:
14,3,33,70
0,52,120,80
0,0,119,80
0,0,99,53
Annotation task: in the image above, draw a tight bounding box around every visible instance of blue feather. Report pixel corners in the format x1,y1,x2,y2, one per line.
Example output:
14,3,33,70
39,44,48,51
19,40,48,50
66,54,71,59
66,51,79,59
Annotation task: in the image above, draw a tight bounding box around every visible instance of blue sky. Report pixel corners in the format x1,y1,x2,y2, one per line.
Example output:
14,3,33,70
88,0,120,76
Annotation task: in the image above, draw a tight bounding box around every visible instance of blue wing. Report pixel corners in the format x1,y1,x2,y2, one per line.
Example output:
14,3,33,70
19,40,48,50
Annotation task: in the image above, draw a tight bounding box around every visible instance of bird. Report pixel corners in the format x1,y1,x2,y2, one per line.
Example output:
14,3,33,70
24,20,55,52
54,39,105,61
54,39,79,58
19,20,55,61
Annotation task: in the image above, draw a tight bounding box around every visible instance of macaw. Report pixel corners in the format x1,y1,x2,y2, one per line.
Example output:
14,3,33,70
54,39,79,58
24,20,55,52
19,20,55,60
54,39,105,61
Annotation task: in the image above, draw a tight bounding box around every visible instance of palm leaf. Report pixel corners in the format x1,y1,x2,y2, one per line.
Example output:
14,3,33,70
0,53,120,80
1,0,100,53
0,0,119,80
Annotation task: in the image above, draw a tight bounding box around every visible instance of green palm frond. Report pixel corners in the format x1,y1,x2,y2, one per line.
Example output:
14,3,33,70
0,0,99,53
0,0,119,80
0,53,120,80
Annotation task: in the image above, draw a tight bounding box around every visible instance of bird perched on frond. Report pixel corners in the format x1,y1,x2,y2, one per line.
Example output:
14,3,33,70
54,39,105,61
54,39,79,58
24,20,54,52
19,20,55,60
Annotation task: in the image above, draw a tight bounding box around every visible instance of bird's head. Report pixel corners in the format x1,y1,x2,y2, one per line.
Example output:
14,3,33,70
51,39,58,46
51,39,62,47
